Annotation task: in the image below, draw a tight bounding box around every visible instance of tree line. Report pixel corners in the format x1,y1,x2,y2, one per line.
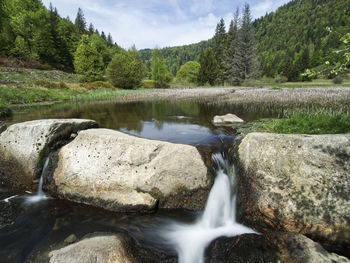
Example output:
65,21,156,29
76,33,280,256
0,0,116,71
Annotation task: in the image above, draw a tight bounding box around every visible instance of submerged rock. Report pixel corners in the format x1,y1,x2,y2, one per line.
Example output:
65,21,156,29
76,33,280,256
0,119,98,189
213,113,244,124
48,129,211,212
49,234,136,263
238,132,350,245
206,232,350,263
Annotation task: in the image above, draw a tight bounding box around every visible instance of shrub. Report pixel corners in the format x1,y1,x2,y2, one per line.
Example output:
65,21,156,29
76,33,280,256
332,76,343,84
33,80,52,88
242,79,263,88
106,49,146,89
176,61,200,84
84,81,115,90
274,75,288,84
142,79,155,89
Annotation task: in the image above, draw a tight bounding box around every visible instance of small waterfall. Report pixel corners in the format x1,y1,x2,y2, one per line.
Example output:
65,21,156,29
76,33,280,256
24,156,49,203
161,153,256,263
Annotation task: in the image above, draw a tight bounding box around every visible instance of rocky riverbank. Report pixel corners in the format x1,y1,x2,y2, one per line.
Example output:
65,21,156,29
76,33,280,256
0,119,349,261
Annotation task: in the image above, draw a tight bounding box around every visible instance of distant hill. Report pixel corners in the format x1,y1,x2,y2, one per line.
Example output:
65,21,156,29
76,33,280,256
139,40,212,75
140,0,350,78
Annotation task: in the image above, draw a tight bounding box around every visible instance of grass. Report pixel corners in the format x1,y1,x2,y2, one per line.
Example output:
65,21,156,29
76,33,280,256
262,109,350,134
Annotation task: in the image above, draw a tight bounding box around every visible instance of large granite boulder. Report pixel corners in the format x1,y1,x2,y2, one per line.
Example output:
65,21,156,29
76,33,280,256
238,132,350,245
48,129,211,212
206,232,350,263
49,235,136,263
0,119,98,189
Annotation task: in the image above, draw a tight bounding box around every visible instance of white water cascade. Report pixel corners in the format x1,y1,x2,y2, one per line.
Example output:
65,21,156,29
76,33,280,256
162,153,257,263
24,156,49,203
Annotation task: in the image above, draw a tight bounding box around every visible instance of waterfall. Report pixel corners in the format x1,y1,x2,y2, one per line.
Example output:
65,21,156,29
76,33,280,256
24,156,49,203
161,153,256,263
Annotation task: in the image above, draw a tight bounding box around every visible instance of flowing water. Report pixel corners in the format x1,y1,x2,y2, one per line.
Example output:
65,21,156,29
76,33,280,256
159,153,256,263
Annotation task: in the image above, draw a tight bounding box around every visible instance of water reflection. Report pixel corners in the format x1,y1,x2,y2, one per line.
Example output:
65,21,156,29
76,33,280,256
8,99,283,145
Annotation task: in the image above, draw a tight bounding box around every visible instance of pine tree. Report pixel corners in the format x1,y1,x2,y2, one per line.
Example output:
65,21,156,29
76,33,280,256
212,18,226,84
88,23,94,35
231,4,259,85
107,33,114,47
198,48,218,86
73,35,104,82
101,31,107,41
224,8,239,84
75,8,86,35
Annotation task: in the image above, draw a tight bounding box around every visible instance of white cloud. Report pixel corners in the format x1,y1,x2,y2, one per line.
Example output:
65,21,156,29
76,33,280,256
42,0,291,49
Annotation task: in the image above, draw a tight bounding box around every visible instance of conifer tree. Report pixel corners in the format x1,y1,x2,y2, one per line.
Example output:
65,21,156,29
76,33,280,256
88,23,94,35
231,4,259,85
224,8,239,84
73,35,104,82
75,8,86,35
107,33,114,47
198,48,218,86
101,31,107,41
212,18,226,84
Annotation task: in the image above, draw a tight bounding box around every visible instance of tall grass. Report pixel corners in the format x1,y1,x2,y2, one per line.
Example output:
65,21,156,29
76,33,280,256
262,109,350,134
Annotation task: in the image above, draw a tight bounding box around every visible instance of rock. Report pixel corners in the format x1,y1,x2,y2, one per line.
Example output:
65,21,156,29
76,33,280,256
0,119,98,189
213,113,244,124
64,234,78,244
49,235,136,263
0,108,12,119
237,132,350,245
0,121,6,134
205,232,350,263
48,129,211,211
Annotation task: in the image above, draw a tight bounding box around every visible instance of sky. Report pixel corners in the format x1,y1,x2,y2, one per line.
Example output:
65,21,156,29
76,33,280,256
41,0,291,49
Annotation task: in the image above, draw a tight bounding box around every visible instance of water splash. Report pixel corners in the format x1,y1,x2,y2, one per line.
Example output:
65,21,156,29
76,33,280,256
24,156,50,204
161,153,257,263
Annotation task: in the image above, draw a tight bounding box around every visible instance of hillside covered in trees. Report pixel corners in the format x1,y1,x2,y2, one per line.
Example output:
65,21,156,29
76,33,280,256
140,0,350,81
0,0,117,72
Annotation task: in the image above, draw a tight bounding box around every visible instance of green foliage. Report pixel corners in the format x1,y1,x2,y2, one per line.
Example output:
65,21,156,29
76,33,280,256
212,18,227,84
74,35,104,82
333,76,343,84
84,81,115,90
263,110,350,134
255,0,350,78
106,48,147,89
176,61,200,84
142,79,155,89
139,40,211,75
198,48,217,86
151,49,173,88
74,8,86,35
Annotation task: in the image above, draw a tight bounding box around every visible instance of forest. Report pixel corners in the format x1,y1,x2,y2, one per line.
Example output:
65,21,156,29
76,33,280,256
0,0,350,87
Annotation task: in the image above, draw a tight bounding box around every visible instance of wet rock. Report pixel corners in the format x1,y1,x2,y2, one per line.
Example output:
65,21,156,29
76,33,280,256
0,119,98,189
0,121,6,134
213,113,244,124
205,232,350,263
238,132,350,245
48,129,211,212
0,108,12,119
64,234,78,244
49,234,136,263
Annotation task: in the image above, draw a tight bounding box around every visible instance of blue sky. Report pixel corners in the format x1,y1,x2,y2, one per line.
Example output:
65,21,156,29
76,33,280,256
42,0,290,49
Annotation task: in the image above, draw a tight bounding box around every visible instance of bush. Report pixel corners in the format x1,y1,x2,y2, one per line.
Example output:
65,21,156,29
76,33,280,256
242,79,263,88
176,61,200,84
84,81,115,90
106,49,146,89
274,75,288,84
332,76,343,84
33,80,52,88
142,79,155,89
